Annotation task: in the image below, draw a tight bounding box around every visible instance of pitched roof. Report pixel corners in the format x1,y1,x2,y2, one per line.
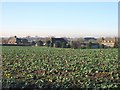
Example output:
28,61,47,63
51,38,68,43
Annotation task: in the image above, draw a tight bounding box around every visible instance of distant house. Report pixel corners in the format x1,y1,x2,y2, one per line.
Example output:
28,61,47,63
99,37,118,48
43,37,67,47
70,37,99,49
84,37,97,43
7,36,30,45
83,37,99,49
51,37,68,47
51,38,67,44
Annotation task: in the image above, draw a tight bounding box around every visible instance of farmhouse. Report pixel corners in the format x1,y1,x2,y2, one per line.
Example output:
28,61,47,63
7,36,30,45
51,37,67,44
83,37,99,49
99,37,118,48
50,37,68,47
84,37,97,43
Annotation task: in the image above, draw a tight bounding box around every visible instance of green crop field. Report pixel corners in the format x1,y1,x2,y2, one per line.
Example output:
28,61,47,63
2,46,120,89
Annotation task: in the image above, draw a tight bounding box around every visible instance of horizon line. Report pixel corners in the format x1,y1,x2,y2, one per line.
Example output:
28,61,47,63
0,35,118,38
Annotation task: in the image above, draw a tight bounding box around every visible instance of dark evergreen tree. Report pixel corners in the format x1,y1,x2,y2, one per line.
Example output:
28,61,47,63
37,40,43,46
46,40,51,47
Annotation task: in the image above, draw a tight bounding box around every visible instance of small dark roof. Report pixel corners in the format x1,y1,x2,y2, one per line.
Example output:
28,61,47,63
84,37,97,41
51,38,68,42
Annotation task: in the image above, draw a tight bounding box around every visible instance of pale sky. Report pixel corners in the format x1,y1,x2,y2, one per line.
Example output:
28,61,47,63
0,0,118,38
